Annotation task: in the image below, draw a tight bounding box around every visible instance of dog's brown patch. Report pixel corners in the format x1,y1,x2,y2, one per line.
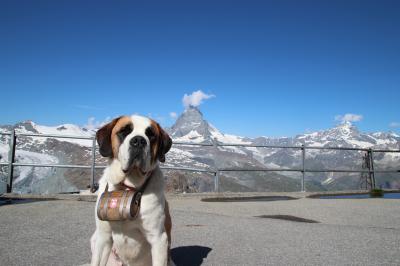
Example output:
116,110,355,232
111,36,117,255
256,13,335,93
96,116,122,157
149,120,172,163
111,116,133,158
149,120,160,164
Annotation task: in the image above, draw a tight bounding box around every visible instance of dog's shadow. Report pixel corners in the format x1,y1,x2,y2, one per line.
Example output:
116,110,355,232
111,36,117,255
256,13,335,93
171,246,212,266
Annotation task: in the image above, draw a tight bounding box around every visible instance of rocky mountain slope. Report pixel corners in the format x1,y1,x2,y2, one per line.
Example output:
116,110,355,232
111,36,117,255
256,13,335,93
1,108,399,193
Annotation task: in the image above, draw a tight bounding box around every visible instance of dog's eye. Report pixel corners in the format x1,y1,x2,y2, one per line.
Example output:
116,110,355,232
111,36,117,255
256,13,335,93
117,124,133,141
145,127,156,140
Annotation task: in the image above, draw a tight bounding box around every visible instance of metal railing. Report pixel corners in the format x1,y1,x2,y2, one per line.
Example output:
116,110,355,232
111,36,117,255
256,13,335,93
1,130,400,193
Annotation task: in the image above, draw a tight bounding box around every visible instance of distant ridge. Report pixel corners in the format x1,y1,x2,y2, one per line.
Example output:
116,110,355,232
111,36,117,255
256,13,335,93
1,110,399,193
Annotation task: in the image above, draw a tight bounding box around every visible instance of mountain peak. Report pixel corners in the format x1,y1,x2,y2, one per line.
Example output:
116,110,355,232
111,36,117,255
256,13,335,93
332,121,359,134
340,120,352,127
183,105,203,116
14,120,39,133
170,107,211,140
177,106,204,123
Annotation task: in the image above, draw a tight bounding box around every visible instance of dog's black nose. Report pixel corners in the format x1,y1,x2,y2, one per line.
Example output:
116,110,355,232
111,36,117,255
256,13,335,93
130,136,147,149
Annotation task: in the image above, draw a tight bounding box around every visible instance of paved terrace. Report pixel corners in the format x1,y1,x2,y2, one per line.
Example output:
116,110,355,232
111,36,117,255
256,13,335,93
1,192,400,266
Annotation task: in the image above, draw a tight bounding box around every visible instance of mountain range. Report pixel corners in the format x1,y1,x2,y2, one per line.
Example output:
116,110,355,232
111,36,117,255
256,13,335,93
1,107,399,193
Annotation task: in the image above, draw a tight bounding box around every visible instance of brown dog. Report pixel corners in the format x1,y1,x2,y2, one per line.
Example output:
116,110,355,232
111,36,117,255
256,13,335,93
90,115,174,266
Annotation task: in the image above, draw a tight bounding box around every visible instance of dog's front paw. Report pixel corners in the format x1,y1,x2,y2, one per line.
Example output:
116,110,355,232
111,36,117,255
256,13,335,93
109,247,124,266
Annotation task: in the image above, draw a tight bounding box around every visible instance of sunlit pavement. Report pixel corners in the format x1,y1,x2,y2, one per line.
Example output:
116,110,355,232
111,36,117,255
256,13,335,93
1,194,399,265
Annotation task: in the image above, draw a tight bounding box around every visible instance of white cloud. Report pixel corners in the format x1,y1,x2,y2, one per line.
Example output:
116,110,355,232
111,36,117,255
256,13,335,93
182,90,215,109
389,122,400,128
169,112,177,119
334,113,363,124
84,116,111,130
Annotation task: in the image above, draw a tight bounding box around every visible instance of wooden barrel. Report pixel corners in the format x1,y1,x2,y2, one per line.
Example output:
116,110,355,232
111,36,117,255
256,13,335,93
97,188,142,221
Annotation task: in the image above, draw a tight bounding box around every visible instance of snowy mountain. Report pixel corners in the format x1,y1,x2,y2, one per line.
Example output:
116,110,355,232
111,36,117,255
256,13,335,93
1,110,399,194
170,106,251,145
170,107,211,141
0,121,98,193
295,121,399,149
165,107,399,191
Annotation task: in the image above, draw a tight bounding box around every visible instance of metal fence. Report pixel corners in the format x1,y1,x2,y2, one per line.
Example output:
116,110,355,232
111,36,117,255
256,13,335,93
1,130,400,193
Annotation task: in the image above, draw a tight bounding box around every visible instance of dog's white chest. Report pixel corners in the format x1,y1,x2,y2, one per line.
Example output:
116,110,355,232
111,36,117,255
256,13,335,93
112,228,151,265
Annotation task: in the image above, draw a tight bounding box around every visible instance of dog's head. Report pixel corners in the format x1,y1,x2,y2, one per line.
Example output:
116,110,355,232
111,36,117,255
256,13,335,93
96,115,172,184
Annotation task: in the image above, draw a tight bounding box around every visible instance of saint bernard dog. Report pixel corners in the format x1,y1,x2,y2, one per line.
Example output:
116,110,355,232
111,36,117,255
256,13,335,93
90,115,174,266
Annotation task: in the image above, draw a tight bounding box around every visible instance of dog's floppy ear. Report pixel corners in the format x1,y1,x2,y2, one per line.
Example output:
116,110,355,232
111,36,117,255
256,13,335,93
156,123,172,163
96,116,121,157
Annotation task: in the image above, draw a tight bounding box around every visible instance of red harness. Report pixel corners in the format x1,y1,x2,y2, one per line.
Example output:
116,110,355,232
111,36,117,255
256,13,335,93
118,169,154,191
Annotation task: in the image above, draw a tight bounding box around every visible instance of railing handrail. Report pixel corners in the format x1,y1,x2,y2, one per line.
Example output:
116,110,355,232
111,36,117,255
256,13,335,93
0,131,93,140
17,132,93,140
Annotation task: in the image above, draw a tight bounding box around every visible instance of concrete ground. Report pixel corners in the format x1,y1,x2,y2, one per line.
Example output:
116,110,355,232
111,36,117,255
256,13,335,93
0,194,399,265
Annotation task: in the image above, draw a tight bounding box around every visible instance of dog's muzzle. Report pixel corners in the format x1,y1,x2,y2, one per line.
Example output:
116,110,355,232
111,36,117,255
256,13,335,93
123,136,148,173
129,135,147,160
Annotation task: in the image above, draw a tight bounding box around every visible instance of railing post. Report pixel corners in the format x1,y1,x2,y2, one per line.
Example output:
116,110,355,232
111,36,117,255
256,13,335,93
213,138,219,193
369,149,376,189
7,130,16,193
301,145,306,192
90,137,96,193
214,171,220,193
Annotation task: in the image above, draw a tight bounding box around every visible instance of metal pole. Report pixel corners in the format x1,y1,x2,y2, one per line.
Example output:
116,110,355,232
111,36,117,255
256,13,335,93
301,145,305,192
213,138,219,193
364,152,371,190
214,171,220,193
369,149,376,189
90,138,96,193
7,130,16,193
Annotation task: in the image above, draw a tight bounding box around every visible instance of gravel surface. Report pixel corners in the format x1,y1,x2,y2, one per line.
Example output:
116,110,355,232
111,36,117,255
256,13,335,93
1,195,399,265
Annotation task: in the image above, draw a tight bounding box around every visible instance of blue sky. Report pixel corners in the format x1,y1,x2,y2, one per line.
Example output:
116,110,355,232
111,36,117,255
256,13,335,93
1,0,399,137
